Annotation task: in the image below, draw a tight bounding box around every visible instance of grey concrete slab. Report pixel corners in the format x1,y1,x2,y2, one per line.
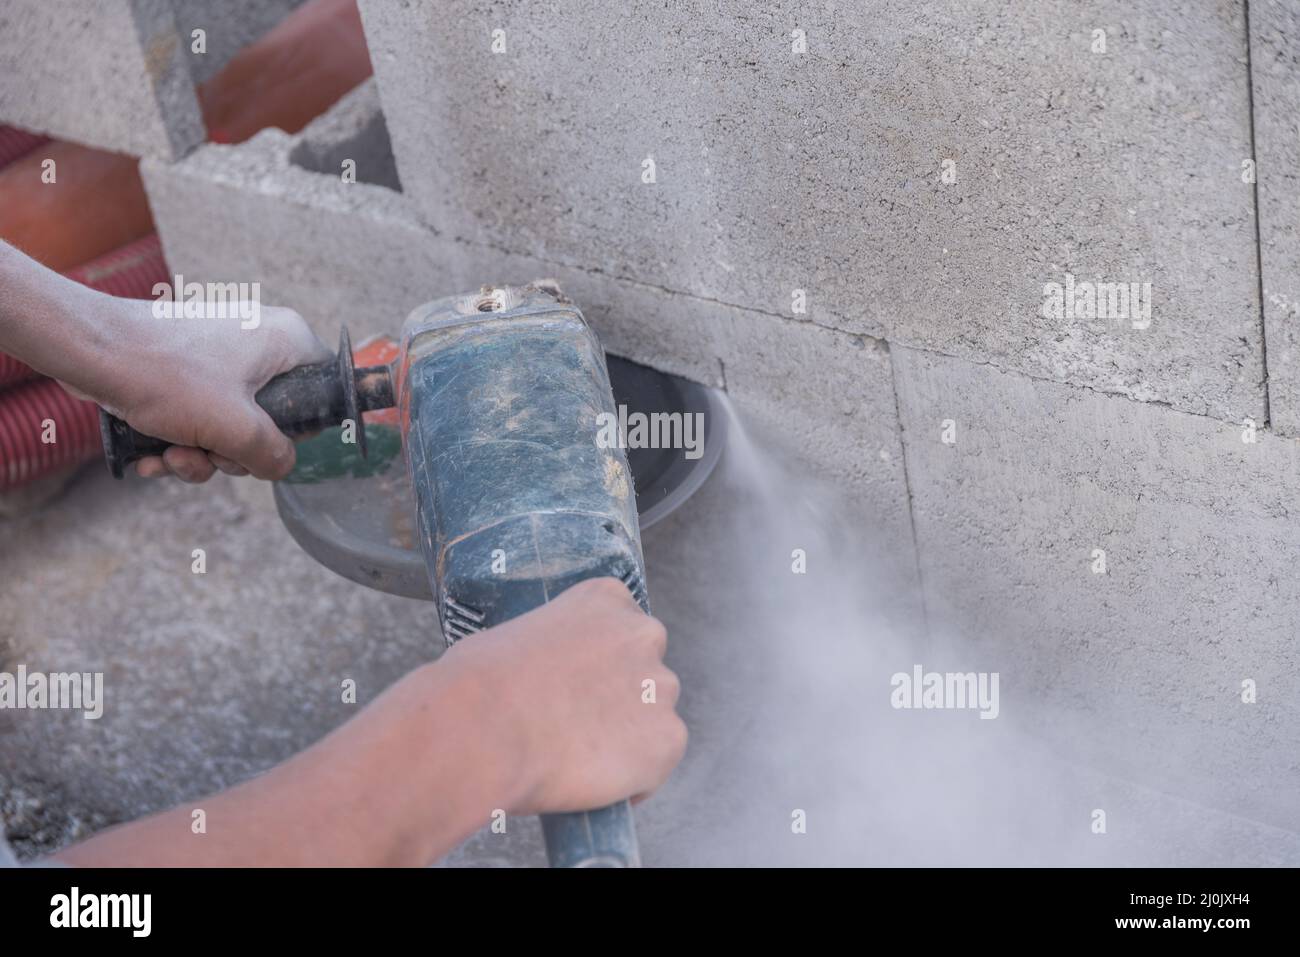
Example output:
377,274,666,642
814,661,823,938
142,127,727,382
360,0,1263,423
0,0,204,159
141,128,452,345
1250,0,1300,435
892,343,1300,831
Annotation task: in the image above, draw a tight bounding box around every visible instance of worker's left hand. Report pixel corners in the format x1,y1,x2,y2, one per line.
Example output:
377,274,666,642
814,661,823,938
59,296,332,482
439,576,688,816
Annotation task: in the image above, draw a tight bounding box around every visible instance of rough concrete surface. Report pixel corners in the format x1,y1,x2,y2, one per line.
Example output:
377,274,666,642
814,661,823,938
0,0,204,159
892,344,1300,831
1250,0,1300,435
144,116,727,385
360,0,1263,423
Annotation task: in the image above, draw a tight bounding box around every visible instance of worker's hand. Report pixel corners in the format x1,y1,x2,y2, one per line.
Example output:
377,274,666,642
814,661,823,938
442,577,687,815
61,297,332,482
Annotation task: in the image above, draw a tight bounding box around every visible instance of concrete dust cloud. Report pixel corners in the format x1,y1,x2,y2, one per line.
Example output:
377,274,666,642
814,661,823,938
654,399,1248,866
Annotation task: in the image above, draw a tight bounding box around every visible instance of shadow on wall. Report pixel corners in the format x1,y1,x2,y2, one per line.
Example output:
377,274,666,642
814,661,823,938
288,96,402,192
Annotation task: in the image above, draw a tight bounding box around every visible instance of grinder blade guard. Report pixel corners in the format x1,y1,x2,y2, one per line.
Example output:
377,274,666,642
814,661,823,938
399,282,647,867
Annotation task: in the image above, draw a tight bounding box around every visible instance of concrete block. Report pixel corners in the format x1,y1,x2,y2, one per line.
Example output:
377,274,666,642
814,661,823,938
141,127,449,344
1250,0,1300,435
143,107,720,383
892,344,1300,830
0,0,203,159
359,0,1263,422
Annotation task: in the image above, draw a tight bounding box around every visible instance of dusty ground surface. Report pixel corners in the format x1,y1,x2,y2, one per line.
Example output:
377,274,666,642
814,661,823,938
2,425,1297,866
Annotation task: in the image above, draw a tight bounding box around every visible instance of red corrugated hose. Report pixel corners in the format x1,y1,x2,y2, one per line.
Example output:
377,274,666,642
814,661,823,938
0,377,100,489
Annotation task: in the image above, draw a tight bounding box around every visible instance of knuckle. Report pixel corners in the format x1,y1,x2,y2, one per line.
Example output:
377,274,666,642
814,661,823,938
263,324,297,365
223,411,291,478
639,615,668,647
261,440,295,479
666,716,689,757
578,576,629,603
164,454,203,484
597,575,630,597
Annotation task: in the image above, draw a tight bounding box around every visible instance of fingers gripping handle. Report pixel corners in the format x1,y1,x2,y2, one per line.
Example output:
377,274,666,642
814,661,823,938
541,800,640,868
538,572,644,868
99,328,392,478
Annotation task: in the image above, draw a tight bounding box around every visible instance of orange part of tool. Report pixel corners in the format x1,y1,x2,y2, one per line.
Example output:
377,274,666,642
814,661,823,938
355,335,399,426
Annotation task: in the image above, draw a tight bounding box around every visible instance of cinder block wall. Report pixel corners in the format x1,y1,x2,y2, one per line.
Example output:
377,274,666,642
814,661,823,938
361,0,1264,422
131,1,1300,829
4,1,1295,835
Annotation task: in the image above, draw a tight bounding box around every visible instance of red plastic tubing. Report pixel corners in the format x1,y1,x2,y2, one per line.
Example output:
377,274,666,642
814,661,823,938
0,377,101,489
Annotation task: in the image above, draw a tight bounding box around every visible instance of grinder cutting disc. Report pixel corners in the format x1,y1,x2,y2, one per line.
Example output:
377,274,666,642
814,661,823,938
273,353,727,600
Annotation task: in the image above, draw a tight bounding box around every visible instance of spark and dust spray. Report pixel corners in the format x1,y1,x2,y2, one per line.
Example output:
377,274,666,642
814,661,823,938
644,398,1256,866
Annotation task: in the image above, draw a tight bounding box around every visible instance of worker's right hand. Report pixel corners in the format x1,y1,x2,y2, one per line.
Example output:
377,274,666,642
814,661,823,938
441,576,687,815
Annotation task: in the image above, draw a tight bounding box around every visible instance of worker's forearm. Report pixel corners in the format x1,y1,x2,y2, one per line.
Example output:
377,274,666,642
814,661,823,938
0,240,138,391
52,661,520,867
